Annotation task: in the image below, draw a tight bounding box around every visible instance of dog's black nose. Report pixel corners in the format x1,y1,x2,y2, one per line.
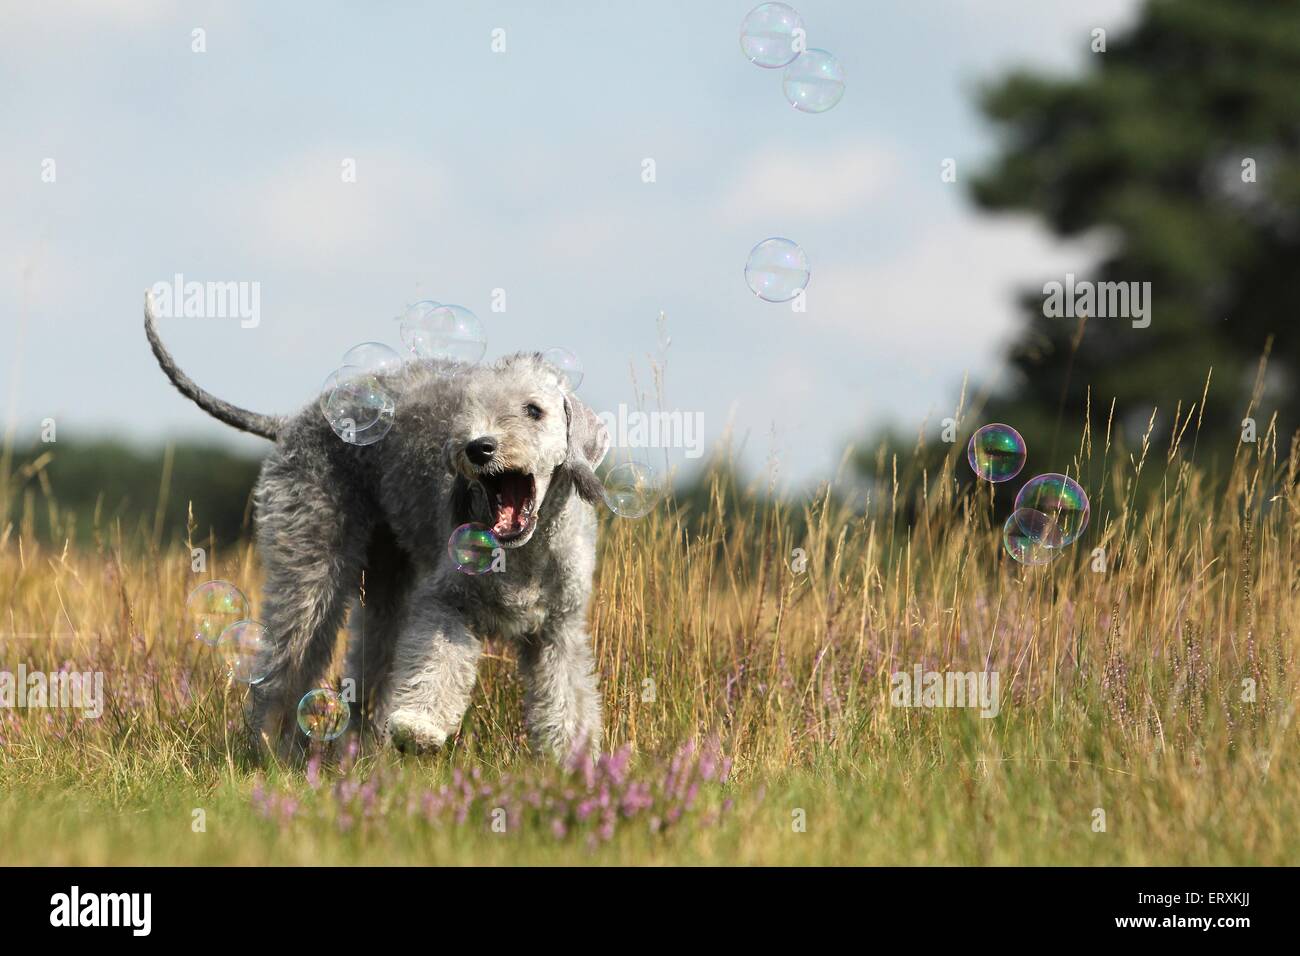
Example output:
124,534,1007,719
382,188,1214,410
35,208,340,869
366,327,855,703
465,436,498,466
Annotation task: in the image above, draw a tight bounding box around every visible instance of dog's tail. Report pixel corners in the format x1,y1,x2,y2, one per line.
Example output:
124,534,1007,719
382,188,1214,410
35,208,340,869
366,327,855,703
144,292,283,441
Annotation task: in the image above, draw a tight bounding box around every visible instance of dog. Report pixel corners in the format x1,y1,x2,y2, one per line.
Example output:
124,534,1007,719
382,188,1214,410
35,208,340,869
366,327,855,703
144,295,609,758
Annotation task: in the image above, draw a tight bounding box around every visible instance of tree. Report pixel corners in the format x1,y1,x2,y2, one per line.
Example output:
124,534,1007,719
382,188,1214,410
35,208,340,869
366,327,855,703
970,0,1298,468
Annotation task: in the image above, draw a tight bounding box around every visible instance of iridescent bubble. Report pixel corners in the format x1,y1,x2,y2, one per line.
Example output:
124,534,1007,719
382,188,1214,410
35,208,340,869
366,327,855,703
320,365,395,446
542,347,584,390
603,462,660,518
185,581,248,647
403,304,486,364
782,48,845,113
745,237,810,303
1014,473,1090,547
967,423,1027,483
341,341,403,375
448,523,500,574
340,412,394,446
739,2,805,69
296,688,350,741
320,366,380,429
216,620,270,684
397,299,441,338
1002,510,1059,566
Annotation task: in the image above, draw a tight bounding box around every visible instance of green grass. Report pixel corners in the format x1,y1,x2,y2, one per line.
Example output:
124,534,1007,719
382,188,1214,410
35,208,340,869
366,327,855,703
1,396,1297,865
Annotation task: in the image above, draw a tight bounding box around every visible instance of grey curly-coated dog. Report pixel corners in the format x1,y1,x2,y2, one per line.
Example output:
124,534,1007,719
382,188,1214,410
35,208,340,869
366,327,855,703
144,296,609,759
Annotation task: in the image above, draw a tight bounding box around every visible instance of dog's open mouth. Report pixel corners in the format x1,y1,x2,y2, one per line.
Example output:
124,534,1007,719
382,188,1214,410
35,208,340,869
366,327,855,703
477,470,537,540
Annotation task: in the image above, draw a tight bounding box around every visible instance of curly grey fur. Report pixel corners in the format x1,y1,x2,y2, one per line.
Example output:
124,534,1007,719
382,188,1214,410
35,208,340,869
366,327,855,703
144,305,609,760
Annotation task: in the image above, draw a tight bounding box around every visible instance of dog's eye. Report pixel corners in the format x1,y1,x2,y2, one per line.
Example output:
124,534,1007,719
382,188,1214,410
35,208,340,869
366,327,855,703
524,402,544,420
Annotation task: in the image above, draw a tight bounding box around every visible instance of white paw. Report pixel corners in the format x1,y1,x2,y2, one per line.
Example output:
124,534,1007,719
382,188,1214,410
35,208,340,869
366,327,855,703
385,710,450,755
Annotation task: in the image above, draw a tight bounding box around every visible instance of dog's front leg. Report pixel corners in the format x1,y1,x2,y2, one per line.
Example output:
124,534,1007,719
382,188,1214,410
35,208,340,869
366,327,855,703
518,618,603,759
384,584,482,755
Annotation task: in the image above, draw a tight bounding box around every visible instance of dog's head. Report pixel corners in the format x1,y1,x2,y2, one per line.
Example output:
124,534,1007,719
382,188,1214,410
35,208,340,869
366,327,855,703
444,353,608,547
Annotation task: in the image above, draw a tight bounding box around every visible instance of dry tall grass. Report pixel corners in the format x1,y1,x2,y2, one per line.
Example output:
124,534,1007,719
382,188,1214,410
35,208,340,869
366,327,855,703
0,383,1296,864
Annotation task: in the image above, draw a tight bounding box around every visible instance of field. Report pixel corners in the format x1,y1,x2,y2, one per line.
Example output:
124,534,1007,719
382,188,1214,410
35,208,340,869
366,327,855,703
1,401,1297,866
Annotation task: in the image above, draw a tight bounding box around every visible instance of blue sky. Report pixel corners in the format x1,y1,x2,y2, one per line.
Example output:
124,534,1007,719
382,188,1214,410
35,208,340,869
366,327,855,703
1,0,1139,489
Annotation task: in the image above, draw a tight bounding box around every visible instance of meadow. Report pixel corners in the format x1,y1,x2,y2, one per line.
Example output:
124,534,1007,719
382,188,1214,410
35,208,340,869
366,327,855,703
0,390,1296,866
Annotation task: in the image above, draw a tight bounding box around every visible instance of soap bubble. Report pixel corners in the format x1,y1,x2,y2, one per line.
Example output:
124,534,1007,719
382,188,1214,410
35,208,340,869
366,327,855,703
341,341,403,375
542,347,584,390
397,299,441,335
217,620,270,684
1002,510,1059,566
403,304,486,364
745,237,810,302
320,366,381,429
296,688,350,741
1011,507,1064,549
320,365,395,446
782,48,845,113
967,423,1027,483
185,581,248,646
603,462,659,518
1014,474,1090,547
739,2,805,69
448,523,499,574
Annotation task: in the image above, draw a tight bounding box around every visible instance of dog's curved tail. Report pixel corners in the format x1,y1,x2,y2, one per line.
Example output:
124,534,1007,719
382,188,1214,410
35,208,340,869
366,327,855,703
143,292,283,441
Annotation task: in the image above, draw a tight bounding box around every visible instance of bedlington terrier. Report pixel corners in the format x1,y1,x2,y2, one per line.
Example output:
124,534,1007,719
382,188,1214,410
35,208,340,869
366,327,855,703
144,296,609,759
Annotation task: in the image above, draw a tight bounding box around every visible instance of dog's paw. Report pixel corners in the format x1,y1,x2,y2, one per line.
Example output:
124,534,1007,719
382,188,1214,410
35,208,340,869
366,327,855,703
385,711,449,756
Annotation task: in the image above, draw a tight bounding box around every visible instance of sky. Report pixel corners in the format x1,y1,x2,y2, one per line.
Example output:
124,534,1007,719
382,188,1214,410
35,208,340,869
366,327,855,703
1,0,1141,490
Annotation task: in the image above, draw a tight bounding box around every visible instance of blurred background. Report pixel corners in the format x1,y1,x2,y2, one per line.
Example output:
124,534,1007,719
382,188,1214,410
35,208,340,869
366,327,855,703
2,0,1294,545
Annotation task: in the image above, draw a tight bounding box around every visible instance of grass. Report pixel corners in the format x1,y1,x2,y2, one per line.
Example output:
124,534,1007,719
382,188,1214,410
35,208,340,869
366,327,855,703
0,387,1297,865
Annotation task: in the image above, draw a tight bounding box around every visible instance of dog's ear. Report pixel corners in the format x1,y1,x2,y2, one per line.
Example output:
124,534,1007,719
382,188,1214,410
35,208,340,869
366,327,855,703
563,394,609,505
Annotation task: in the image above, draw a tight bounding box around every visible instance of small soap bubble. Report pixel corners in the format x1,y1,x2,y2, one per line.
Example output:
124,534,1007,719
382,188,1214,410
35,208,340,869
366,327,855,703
340,413,394,446
1002,510,1059,566
320,365,395,446
603,462,660,518
217,620,271,684
740,3,805,69
542,347,584,389
403,304,487,364
782,48,845,113
1015,474,1090,547
341,341,403,375
448,523,499,574
745,237,810,303
1012,507,1064,549
296,688,350,741
397,299,441,334
967,423,1027,483
185,581,248,646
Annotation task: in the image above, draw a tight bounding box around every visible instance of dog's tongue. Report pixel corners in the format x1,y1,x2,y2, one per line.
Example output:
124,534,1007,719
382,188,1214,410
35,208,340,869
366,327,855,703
492,473,530,535
492,504,518,536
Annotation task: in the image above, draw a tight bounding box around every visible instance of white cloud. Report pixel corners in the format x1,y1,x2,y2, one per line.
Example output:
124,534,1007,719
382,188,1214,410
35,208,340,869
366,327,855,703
716,140,901,224
242,148,448,262
0,0,173,29
810,214,1104,365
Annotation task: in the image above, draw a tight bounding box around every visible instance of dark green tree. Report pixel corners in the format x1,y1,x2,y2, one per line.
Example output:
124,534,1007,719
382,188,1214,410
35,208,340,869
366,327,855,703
970,0,1299,467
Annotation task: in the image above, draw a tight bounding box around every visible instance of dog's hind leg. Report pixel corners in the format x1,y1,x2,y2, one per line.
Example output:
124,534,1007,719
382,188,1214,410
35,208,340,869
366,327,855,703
342,523,411,741
383,574,483,754
517,617,603,759
247,451,370,758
